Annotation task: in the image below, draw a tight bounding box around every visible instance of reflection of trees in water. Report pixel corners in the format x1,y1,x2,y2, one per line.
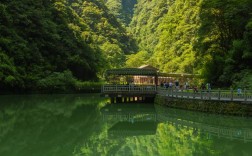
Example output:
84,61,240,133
155,105,252,156
101,103,158,137
155,104,252,128
0,94,107,156
155,105,252,143
76,103,213,156
108,121,158,137
77,103,252,156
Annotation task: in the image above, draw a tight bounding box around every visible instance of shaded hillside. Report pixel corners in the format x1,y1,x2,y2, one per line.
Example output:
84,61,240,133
126,0,252,88
104,0,137,26
0,0,252,92
0,0,135,92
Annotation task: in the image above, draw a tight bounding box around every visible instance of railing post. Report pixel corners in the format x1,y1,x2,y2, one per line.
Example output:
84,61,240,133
218,88,221,100
187,89,189,99
244,89,247,101
200,90,203,100
209,89,211,100
231,88,233,101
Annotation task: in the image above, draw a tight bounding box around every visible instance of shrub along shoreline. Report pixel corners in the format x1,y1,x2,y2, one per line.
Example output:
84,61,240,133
155,95,252,117
0,81,103,94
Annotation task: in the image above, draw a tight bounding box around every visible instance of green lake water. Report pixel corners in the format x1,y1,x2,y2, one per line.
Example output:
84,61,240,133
0,94,252,156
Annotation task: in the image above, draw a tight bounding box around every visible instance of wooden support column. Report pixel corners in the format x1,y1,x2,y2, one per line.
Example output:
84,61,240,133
143,97,146,102
231,88,233,101
123,97,127,103
110,97,115,104
244,89,247,101
218,88,221,100
116,97,122,103
155,75,158,86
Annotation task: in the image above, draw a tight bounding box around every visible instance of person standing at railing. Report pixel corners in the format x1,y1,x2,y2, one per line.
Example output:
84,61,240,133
206,83,211,92
200,83,206,92
205,83,211,99
164,82,169,89
184,82,189,90
169,81,173,89
160,82,164,87
237,88,242,96
193,86,198,92
129,81,134,91
175,80,179,90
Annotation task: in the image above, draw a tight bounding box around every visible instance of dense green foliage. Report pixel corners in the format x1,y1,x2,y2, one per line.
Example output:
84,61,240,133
126,0,252,88
104,0,137,26
0,0,135,92
1,0,252,92
196,0,252,87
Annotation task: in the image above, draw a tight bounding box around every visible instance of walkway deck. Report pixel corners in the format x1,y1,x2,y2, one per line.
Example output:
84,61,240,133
158,88,252,103
101,85,252,103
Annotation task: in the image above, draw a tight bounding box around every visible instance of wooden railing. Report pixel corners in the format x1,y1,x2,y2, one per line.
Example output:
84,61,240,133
101,85,157,93
158,87,252,102
101,85,252,102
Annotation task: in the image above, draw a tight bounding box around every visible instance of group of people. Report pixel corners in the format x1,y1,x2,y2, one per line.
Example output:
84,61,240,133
192,83,211,92
160,81,212,93
160,81,244,96
160,80,190,90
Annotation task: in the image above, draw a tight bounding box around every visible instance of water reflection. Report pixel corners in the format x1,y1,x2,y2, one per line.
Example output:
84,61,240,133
0,94,106,156
155,105,252,143
1,94,252,156
101,104,158,137
97,103,252,156
101,103,252,143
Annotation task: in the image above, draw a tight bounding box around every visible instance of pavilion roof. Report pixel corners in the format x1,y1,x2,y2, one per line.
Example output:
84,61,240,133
105,68,157,76
105,66,200,78
158,73,200,78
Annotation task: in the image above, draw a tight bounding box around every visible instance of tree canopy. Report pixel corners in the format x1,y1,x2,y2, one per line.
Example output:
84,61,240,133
126,0,252,88
1,0,252,92
0,0,135,92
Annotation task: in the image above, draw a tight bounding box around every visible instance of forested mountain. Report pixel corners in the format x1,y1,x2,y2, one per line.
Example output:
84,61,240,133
0,0,135,92
0,0,252,92
126,0,252,88
104,0,137,26
196,0,252,87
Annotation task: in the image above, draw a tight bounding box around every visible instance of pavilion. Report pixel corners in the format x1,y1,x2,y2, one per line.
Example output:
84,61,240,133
105,65,199,87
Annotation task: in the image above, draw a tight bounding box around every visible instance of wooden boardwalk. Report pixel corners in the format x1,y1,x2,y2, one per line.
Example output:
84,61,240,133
101,85,157,103
158,88,252,103
101,85,252,103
